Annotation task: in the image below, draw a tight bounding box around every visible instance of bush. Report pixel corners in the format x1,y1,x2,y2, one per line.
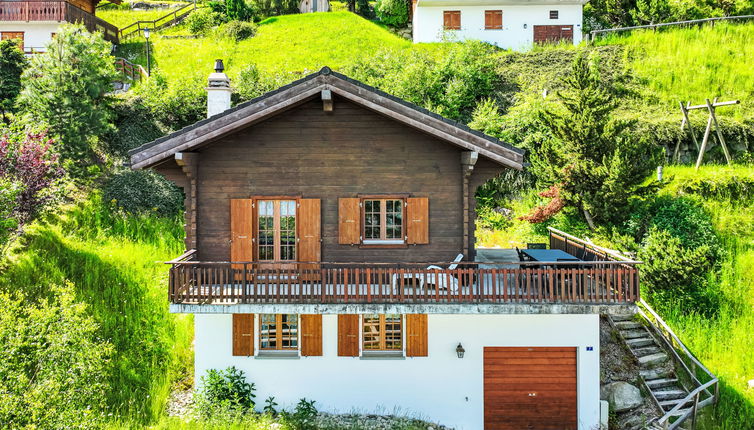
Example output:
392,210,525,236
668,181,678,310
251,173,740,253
375,0,408,27
195,367,256,417
219,20,258,41
103,169,183,217
105,95,168,158
0,39,27,121
281,399,318,430
185,8,224,35
0,284,113,429
134,72,206,128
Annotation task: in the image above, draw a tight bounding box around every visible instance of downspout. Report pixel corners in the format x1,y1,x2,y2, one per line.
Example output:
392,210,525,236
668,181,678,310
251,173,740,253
461,151,479,258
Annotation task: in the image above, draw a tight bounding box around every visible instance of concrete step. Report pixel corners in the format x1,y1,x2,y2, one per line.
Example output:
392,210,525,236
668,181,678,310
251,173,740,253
659,399,689,410
622,329,649,339
654,389,688,401
627,337,656,348
633,346,662,357
641,368,673,380
611,313,635,322
615,321,643,330
646,378,680,389
639,352,669,367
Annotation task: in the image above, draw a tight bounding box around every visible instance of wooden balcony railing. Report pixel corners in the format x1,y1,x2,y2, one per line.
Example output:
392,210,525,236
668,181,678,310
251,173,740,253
167,252,640,306
0,1,118,43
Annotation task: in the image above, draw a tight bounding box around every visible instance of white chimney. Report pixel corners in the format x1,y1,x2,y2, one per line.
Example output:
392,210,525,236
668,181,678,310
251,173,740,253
207,59,231,118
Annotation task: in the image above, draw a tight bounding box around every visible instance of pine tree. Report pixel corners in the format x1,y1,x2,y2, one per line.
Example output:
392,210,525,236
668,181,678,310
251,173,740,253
357,0,371,16
0,40,27,123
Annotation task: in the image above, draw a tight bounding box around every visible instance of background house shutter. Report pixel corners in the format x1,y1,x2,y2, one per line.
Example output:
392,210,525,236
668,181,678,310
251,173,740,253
232,314,254,356
484,10,492,28
300,314,323,356
230,199,254,262
443,11,452,28
406,314,428,357
337,314,360,356
406,197,429,245
338,198,360,245
452,11,461,29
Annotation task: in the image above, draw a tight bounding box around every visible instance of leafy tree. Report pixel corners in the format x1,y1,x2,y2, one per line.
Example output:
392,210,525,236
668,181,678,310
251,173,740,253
226,0,253,20
631,0,671,24
17,24,117,168
376,0,409,26
0,40,27,123
527,52,662,228
0,284,113,429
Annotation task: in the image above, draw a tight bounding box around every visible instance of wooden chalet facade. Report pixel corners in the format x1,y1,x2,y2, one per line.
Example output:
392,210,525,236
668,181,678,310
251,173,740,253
130,65,638,429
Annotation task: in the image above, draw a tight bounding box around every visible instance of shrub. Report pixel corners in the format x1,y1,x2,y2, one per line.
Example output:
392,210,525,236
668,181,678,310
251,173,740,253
219,20,258,41
375,0,408,27
0,39,27,122
0,284,113,429
280,398,318,430
195,367,256,417
476,205,512,231
103,169,183,217
185,8,224,35
250,0,299,17
105,94,168,158
234,64,292,101
134,72,206,128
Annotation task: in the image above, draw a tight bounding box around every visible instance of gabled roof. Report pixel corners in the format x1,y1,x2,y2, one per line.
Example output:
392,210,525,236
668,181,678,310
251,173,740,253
129,67,525,170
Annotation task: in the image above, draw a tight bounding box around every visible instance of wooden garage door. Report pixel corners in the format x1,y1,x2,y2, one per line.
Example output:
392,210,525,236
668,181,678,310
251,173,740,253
484,347,577,430
533,25,573,44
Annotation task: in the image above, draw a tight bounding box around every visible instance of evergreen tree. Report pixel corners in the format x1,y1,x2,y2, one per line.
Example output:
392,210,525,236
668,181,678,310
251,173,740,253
357,0,371,16
528,52,662,228
0,40,27,123
17,24,117,170
225,0,250,20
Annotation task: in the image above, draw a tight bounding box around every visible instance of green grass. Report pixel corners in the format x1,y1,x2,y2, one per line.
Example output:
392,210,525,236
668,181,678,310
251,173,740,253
119,12,413,81
0,194,192,424
595,22,754,120
98,5,186,30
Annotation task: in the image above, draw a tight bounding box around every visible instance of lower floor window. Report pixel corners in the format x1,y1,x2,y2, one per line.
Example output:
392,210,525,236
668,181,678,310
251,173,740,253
260,314,298,350
363,314,402,351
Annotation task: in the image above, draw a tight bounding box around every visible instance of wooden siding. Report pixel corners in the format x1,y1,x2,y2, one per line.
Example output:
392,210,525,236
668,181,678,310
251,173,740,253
183,95,497,263
484,347,577,429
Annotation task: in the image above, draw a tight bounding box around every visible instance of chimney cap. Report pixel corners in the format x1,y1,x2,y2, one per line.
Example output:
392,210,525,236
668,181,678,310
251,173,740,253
214,59,224,73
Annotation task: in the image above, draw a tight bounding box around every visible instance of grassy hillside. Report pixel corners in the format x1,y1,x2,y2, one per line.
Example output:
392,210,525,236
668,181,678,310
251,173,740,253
0,195,192,424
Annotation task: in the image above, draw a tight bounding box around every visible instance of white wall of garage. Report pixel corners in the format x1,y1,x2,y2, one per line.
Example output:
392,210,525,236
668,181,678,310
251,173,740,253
194,313,600,429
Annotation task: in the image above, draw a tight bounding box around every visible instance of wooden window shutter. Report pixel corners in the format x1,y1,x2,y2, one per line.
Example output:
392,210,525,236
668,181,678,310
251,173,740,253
338,198,360,245
485,10,502,29
406,314,428,357
230,199,254,262
443,11,452,28
300,314,323,356
337,314,360,356
298,199,321,263
232,314,254,356
452,11,461,29
406,197,429,245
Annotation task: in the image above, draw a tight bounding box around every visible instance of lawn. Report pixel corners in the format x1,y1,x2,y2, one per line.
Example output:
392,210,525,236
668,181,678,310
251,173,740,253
118,12,414,81
98,2,189,30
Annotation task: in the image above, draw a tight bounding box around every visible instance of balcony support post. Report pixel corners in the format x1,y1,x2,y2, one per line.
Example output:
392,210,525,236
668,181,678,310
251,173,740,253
175,152,199,250
461,151,478,259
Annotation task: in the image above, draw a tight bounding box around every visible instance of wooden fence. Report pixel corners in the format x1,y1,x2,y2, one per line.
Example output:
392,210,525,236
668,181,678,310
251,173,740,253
118,2,196,40
589,14,754,41
115,57,148,81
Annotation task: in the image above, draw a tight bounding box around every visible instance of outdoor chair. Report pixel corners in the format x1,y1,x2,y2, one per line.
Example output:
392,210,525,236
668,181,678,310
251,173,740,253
392,253,464,294
527,242,547,249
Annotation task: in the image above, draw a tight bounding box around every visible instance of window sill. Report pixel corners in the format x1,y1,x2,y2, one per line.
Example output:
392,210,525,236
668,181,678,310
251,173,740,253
360,351,406,360
255,351,300,359
359,244,409,249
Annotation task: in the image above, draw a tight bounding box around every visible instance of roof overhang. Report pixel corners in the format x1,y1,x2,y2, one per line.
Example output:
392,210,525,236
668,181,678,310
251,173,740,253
129,68,525,171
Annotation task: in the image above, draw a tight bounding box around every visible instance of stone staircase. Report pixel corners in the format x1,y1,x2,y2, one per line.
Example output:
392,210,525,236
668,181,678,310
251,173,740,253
611,314,693,428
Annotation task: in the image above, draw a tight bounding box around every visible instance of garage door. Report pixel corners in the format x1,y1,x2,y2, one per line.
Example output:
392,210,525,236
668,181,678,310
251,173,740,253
484,347,577,430
533,25,574,44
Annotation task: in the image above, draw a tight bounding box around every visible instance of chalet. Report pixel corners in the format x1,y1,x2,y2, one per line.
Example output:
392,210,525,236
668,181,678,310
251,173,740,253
129,62,640,429
411,0,586,50
0,0,118,53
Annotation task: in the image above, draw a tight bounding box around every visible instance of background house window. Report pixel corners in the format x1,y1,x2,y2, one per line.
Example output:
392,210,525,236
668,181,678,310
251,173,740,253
260,314,299,350
363,198,404,244
1,32,24,50
549,10,559,19
363,314,403,351
485,10,503,30
257,200,296,261
443,11,461,30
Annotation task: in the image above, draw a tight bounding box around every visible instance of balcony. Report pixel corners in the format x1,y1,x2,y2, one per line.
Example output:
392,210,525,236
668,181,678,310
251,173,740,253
0,1,118,43
167,229,641,312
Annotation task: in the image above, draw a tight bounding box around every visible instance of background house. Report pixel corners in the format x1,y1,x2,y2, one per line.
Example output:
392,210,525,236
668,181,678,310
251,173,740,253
412,0,586,50
0,0,118,53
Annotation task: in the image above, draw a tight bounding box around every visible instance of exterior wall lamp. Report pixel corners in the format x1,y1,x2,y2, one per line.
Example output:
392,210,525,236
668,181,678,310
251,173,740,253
456,343,465,358
523,23,528,29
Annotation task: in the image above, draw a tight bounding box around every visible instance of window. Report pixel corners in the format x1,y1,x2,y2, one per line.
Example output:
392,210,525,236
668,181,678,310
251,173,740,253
485,10,503,30
259,314,299,350
549,10,559,19
363,198,404,245
257,200,296,261
363,314,403,351
443,10,461,30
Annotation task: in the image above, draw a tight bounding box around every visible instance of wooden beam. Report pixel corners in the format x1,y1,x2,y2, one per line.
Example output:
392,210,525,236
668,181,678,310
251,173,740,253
706,98,732,164
175,152,199,250
685,100,739,110
695,99,715,169
321,89,333,112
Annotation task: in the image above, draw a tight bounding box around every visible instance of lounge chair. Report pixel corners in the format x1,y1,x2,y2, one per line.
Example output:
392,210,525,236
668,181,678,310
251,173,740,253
392,253,464,294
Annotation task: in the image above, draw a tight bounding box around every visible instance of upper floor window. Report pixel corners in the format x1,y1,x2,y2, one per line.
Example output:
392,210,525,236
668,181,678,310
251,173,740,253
363,198,404,245
257,200,296,261
259,314,298,351
443,10,461,30
363,314,403,351
549,10,559,19
485,10,503,30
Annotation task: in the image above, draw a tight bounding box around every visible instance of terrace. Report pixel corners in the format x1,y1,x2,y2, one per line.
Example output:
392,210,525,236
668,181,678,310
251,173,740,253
167,228,641,314
0,1,118,43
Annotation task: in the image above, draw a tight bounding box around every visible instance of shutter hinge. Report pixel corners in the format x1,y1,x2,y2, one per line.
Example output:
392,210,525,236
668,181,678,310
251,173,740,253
359,235,363,241
359,202,362,207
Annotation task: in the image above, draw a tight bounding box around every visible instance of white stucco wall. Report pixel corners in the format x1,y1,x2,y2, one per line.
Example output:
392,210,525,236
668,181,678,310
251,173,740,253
194,313,600,429
413,4,584,50
0,22,60,52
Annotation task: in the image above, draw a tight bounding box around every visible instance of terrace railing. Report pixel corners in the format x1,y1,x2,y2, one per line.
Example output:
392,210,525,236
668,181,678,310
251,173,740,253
166,250,640,306
0,1,119,43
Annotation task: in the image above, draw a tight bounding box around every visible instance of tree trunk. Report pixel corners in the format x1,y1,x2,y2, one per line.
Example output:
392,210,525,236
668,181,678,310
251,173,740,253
582,207,596,231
